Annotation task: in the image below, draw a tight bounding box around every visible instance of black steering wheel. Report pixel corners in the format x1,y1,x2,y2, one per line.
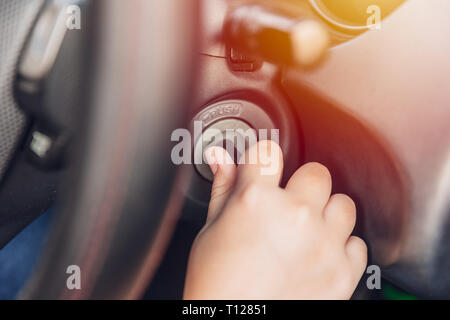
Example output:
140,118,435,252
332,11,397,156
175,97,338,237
0,0,197,299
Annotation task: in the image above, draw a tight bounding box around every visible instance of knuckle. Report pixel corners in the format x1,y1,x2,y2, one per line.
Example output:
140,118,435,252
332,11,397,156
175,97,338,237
331,194,356,222
334,194,356,211
353,236,368,253
348,237,368,264
259,139,282,155
357,240,368,263
302,162,332,183
237,183,262,209
297,204,313,221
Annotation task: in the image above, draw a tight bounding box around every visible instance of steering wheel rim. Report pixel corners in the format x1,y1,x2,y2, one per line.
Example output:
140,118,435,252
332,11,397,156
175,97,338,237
20,0,198,299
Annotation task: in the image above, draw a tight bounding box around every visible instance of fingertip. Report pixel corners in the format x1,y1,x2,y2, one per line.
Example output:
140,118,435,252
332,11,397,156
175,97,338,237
204,147,219,175
285,162,332,211
299,162,332,185
204,146,236,177
324,194,356,237
205,147,237,224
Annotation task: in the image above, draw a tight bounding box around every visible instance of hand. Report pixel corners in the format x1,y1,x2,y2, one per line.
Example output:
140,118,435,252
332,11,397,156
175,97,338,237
184,140,367,300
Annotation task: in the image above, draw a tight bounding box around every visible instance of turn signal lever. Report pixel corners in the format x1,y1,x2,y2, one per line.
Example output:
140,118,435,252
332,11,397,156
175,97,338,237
223,2,330,67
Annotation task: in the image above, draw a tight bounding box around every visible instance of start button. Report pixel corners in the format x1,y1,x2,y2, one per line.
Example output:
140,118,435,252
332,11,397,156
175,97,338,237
194,119,256,182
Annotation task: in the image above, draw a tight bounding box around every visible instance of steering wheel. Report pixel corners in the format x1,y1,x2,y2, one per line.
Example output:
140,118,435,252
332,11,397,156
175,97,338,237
0,0,197,299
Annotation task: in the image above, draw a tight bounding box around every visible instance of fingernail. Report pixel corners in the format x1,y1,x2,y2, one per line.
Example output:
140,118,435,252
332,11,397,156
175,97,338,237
204,148,218,175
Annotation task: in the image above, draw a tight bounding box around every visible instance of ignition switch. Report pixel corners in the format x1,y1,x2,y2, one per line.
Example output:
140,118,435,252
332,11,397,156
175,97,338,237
194,119,256,182
191,99,277,183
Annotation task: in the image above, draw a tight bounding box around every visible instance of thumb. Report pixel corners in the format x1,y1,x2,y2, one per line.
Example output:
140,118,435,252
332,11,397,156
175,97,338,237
204,147,237,223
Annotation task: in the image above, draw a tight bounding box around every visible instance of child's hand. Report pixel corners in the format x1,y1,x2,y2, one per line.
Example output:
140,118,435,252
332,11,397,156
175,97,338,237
184,141,367,300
